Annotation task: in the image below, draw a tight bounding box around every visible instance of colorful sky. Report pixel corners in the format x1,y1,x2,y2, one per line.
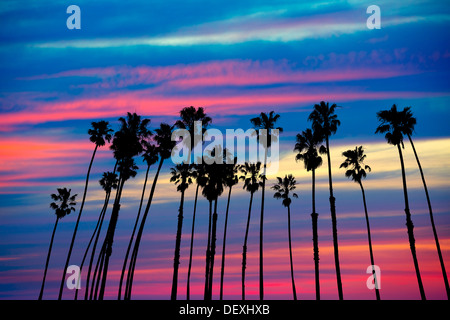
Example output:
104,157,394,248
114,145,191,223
0,0,449,300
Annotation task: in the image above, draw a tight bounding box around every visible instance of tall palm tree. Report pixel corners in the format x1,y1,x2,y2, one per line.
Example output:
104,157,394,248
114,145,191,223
272,175,299,300
202,150,228,300
174,106,212,300
170,163,194,300
125,123,176,300
250,111,283,300
58,121,113,300
219,157,239,300
400,106,449,299
39,188,77,300
82,171,118,300
376,105,426,300
294,128,324,300
340,146,380,300
186,163,208,300
239,162,263,300
118,142,158,299
308,101,343,300
96,112,150,300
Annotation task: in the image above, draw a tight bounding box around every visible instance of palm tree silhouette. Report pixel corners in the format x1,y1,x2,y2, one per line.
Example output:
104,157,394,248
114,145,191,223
97,112,150,300
125,123,176,300
294,128,324,300
39,188,77,300
308,101,343,300
186,162,208,300
250,111,283,300
170,163,194,300
58,121,112,300
118,142,158,300
272,175,299,300
400,106,449,299
376,104,426,300
219,157,239,300
82,171,118,300
174,106,212,300
239,162,263,300
202,148,227,300
340,146,380,300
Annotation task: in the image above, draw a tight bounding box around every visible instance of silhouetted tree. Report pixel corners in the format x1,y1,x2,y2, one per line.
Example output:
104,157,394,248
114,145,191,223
58,121,112,300
170,163,194,300
39,188,77,300
118,142,158,299
239,162,263,300
340,146,380,300
294,128,324,300
272,175,298,300
125,123,176,300
308,101,343,300
376,104,426,300
250,111,283,300
173,106,212,300
400,106,449,299
219,157,239,300
97,112,150,300
82,171,118,300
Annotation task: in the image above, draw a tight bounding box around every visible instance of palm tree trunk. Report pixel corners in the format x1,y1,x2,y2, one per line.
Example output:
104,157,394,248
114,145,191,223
207,198,219,300
325,136,343,300
203,200,213,299
259,149,268,300
407,134,449,299
220,186,232,300
397,144,426,300
75,191,109,300
39,217,59,300
359,182,380,300
311,169,320,300
58,144,98,300
171,189,186,300
118,164,150,300
242,191,254,300
125,158,164,300
98,177,125,300
186,184,199,300
287,205,297,300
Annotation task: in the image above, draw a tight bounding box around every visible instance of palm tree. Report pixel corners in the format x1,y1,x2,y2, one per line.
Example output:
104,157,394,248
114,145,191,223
174,106,212,300
186,163,208,300
308,101,343,300
239,162,263,300
294,128,324,300
39,188,77,300
125,123,176,300
219,157,239,300
250,111,283,300
82,171,118,300
58,121,113,300
202,148,227,300
96,112,150,300
170,163,194,300
400,106,449,299
340,146,380,300
376,105,426,300
272,175,299,300
118,142,158,300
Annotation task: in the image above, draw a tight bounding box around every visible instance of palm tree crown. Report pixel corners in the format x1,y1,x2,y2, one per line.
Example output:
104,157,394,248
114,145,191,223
308,101,340,141
239,162,264,194
170,163,194,193
340,146,372,184
50,188,77,219
294,128,324,171
175,106,212,151
250,111,283,149
272,175,298,207
88,121,114,147
99,172,119,194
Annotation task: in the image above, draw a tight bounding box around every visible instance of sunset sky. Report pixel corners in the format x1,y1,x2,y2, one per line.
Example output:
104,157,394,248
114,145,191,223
0,0,449,300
